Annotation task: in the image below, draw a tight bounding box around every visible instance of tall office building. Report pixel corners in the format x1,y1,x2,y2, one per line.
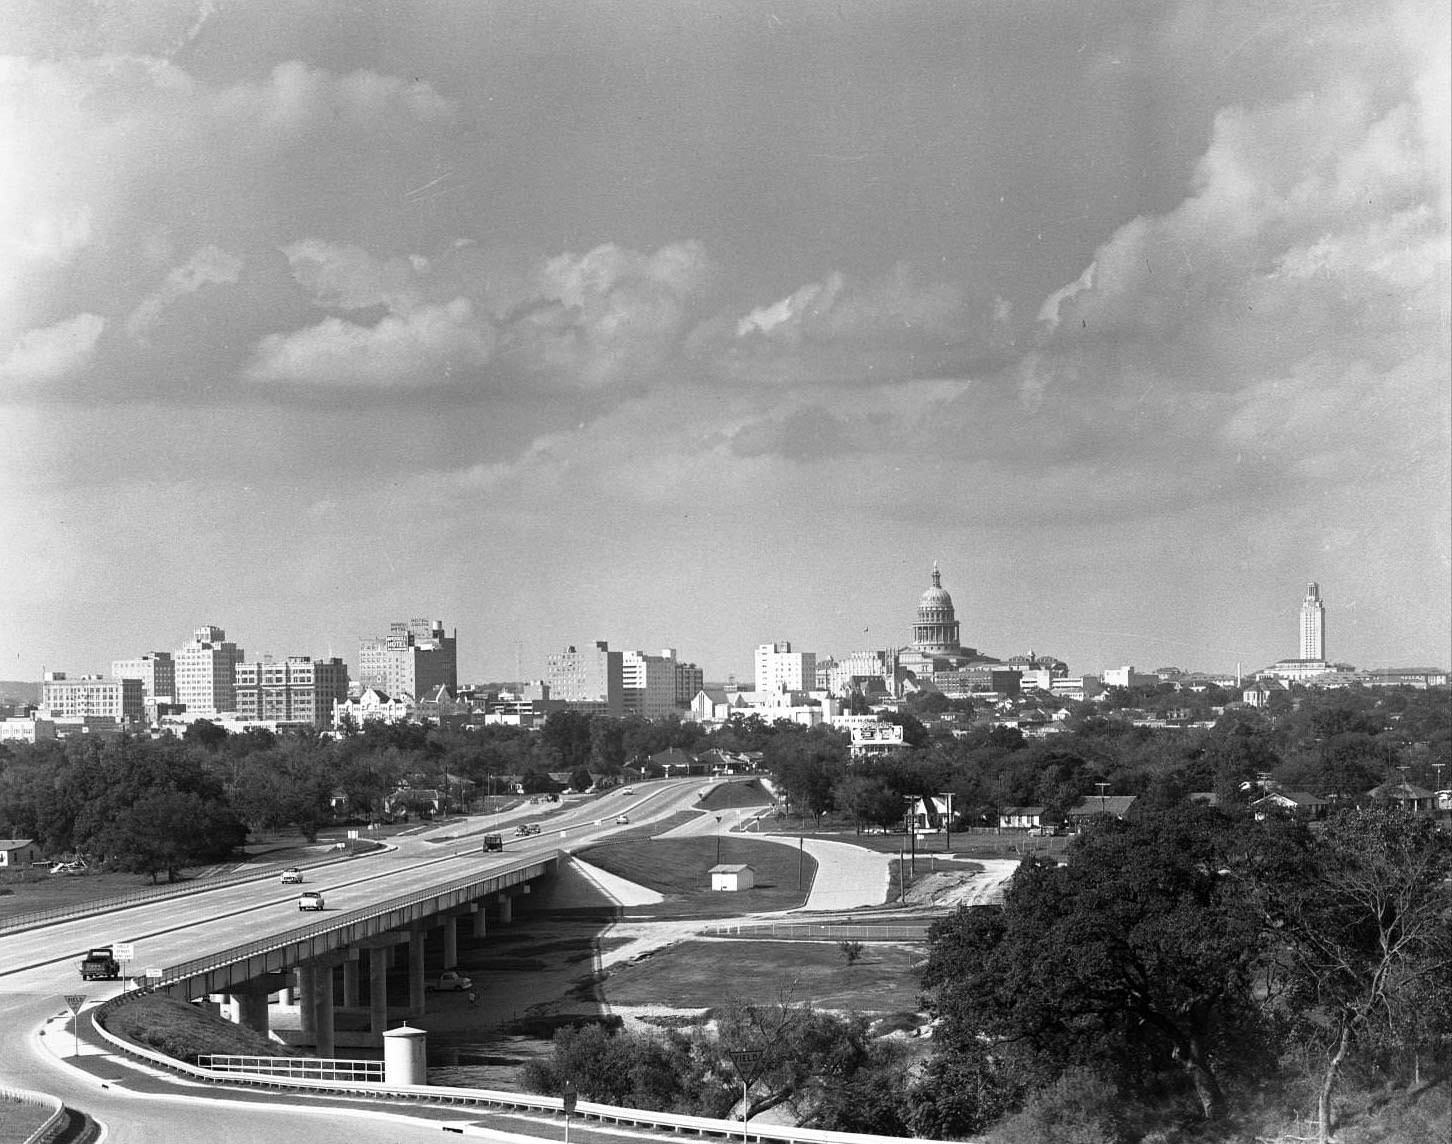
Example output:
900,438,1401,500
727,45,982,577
111,652,176,704
754,641,817,696
622,649,688,720
175,626,245,715
235,655,350,729
545,641,623,715
1300,582,1326,661
357,619,457,700
40,672,144,724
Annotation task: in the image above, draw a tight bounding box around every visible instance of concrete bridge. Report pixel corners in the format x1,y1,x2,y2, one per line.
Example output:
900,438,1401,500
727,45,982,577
153,850,559,1056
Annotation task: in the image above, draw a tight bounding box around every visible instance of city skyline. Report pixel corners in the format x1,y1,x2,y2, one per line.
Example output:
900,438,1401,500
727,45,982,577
2,2,1448,684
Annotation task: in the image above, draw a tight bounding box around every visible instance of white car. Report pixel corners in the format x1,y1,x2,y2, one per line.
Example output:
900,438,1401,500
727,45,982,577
615,814,630,825
280,867,303,884
430,970,473,992
298,890,325,911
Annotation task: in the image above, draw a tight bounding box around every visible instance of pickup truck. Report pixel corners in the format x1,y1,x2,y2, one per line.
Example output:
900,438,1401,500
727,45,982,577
80,947,120,980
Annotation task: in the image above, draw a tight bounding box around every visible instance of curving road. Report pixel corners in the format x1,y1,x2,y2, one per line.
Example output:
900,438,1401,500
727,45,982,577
0,778,712,1143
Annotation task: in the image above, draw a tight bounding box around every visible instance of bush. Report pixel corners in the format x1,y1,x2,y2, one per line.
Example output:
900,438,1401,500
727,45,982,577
838,940,864,965
985,1068,1130,1144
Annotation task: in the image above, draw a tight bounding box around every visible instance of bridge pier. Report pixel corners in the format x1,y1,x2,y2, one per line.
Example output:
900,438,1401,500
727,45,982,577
471,901,487,938
408,924,427,1017
441,915,458,970
497,891,512,924
341,954,360,1008
370,945,389,1033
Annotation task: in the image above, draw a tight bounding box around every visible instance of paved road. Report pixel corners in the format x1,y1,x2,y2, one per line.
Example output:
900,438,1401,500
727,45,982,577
0,778,710,1143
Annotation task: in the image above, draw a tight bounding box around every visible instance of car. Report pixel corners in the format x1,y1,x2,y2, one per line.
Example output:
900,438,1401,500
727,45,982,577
280,867,303,884
615,814,630,825
298,890,325,911
526,823,541,835
619,787,634,795
429,970,473,992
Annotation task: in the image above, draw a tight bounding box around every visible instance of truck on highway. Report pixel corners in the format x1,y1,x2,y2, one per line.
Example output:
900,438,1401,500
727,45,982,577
79,946,120,980
482,834,503,851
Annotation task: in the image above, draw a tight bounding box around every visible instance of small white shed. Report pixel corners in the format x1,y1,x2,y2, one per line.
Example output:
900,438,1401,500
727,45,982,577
709,863,756,892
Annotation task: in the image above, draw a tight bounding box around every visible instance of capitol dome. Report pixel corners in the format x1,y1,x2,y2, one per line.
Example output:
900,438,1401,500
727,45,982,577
913,563,962,655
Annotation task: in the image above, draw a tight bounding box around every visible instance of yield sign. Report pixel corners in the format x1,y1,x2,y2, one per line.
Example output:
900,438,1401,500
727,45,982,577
63,994,87,1014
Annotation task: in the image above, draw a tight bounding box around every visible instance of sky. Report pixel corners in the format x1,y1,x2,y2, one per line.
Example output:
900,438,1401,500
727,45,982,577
1,0,1448,685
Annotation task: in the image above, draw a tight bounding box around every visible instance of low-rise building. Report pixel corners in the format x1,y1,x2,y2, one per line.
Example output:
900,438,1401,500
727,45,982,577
39,672,144,725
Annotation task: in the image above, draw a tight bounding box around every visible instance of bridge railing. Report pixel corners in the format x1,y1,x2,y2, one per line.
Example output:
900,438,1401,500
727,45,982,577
157,850,557,986
197,1055,384,1083
0,1083,66,1144
706,921,930,940
90,996,934,1144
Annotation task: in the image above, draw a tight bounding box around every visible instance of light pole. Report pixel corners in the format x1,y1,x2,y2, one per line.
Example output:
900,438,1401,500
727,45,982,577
715,815,723,865
561,1080,576,1144
728,1049,763,1142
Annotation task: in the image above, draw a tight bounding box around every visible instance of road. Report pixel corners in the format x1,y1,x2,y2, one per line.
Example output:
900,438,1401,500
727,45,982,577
0,777,712,1143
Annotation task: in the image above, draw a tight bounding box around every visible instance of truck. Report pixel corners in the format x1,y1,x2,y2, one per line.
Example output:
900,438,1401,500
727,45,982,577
80,947,120,980
482,834,503,852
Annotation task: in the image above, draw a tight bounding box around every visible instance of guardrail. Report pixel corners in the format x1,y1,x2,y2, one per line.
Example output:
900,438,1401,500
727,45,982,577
197,1054,384,1082
157,850,556,986
0,1083,66,1144
91,994,935,1144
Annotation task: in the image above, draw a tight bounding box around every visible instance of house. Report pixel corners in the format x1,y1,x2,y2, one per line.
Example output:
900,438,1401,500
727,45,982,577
1367,781,1437,813
998,806,1046,831
1249,789,1329,819
709,863,756,892
697,748,755,774
1064,795,1137,826
334,688,411,728
648,747,702,775
907,795,951,832
0,838,41,868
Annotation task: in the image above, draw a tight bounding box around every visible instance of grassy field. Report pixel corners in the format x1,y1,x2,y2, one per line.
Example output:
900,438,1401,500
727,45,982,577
697,779,774,811
0,1094,52,1144
576,837,818,916
102,992,302,1062
602,937,925,1019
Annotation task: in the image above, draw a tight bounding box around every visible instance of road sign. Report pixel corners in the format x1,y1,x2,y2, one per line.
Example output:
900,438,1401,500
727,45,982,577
145,967,163,980
63,994,87,1014
112,942,135,961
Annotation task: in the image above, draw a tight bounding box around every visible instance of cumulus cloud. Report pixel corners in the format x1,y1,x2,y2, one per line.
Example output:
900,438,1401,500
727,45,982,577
246,238,717,391
246,298,494,387
0,313,105,384
125,244,243,342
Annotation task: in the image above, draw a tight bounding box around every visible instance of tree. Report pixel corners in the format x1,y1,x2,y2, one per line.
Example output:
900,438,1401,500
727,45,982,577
1246,806,1452,1143
922,807,1269,1122
91,788,246,882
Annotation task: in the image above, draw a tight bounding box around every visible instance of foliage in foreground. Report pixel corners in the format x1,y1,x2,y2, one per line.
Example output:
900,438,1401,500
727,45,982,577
919,804,1452,1143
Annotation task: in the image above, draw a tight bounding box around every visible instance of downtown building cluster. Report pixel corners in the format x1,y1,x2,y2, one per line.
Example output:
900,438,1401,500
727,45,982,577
3,570,1445,747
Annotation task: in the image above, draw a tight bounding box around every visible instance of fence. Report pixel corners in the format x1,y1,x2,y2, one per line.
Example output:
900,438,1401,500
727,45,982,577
91,993,937,1144
198,1055,383,1083
706,921,930,940
0,1084,66,1144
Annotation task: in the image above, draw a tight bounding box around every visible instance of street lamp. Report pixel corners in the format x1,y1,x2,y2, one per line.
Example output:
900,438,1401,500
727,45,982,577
728,1049,764,1142
561,1080,577,1144
715,815,723,865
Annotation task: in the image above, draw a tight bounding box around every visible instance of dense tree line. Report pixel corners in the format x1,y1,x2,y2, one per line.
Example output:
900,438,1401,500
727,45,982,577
919,803,1451,1142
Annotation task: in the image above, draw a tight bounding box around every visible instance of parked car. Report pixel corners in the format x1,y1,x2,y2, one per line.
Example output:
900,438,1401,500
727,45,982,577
298,890,325,911
615,814,630,825
429,970,473,992
280,867,303,884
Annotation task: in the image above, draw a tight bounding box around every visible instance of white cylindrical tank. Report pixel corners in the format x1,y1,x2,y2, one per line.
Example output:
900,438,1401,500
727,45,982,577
382,1024,427,1086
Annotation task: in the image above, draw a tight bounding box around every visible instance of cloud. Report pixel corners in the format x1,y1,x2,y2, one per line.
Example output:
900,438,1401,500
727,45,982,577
246,238,718,391
246,298,494,387
0,312,106,384
125,245,243,342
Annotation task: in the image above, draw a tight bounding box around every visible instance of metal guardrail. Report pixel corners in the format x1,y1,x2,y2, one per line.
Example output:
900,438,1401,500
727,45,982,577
91,994,936,1144
0,1083,66,1144
197,1055,384,1082
157,850,555,986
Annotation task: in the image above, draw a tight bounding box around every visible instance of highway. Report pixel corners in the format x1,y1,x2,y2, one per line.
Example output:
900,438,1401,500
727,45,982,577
0,777,715,1143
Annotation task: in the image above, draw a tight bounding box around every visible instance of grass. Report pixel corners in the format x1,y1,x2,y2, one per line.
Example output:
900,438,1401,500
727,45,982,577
697,779,774,812
0,1094,53,1144
101,992,303,1063
601,937,926,1015
576,837,818,916
753,817,1073,861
